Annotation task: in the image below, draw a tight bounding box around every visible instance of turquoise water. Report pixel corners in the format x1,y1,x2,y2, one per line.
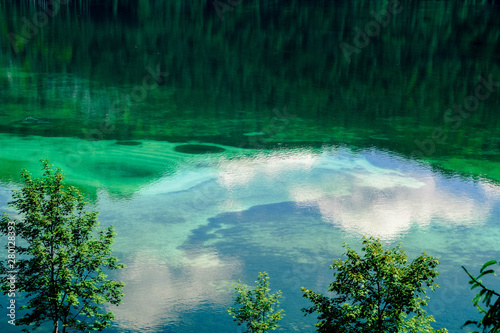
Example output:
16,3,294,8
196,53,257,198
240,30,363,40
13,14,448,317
1,0,500,332
1,137,499,332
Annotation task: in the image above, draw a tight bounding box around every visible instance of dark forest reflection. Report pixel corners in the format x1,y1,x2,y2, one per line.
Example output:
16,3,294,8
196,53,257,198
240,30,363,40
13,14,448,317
1,0,499,181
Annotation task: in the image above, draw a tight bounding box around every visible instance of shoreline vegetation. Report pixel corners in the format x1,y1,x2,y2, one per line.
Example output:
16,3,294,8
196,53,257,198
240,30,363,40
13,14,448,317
228,237,500,333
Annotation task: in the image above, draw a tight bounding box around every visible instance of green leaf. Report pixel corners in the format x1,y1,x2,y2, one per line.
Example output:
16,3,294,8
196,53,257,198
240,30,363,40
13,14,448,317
480,260,498,272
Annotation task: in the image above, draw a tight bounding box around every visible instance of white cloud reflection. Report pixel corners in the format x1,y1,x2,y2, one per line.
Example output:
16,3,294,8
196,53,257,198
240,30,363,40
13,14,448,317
112,250,241,332
216,148,497,239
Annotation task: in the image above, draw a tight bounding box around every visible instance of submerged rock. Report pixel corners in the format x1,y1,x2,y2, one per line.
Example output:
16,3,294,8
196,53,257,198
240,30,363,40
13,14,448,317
174,144,225,154
115,141,142,146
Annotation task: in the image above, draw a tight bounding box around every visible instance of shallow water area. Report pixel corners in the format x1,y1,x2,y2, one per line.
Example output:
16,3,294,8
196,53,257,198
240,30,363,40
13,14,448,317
1,137,500,332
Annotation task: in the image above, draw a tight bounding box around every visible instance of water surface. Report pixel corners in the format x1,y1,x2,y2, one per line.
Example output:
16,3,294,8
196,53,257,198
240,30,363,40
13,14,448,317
1,0,500,332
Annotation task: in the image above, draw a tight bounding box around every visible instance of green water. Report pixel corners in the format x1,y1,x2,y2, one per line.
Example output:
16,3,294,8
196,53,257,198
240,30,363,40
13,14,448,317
1,0,500,332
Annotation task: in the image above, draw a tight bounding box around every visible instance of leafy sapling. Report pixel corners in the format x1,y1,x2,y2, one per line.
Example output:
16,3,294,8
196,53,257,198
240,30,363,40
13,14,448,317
228,271,284,333
0,160,126,333
302,236,447,333
463,260,500,332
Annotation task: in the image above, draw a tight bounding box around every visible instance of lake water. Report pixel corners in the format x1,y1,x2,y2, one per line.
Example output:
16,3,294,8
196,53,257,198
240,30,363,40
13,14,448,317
1,1,500,332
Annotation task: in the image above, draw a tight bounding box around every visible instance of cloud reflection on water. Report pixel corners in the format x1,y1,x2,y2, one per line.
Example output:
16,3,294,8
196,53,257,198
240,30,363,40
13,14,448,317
216,147,495,239
112,250,241,332
2,143,497,332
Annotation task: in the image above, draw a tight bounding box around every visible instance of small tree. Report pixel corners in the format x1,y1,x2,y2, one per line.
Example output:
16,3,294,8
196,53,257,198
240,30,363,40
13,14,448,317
301,236,447,333
0,160,126,332
462,260,500,332
227,271,284,333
